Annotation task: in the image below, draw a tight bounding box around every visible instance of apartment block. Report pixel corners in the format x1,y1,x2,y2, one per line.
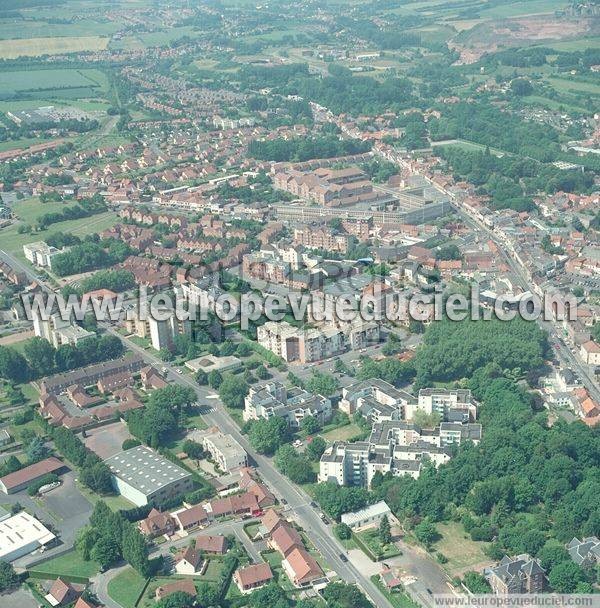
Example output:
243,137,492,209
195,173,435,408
244,381,332,428
257,320,378,364
23,241,70,269
319,417,481,488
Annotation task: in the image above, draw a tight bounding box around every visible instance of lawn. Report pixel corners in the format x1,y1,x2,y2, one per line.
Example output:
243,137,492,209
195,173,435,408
478,0,570,18
432,521,491,576
244,521,262,540
322,421,363,442
76,483,137,512
0,36,108,59
107,567,148,608
370,574,420,608
28,550,100,581
355,528,401,561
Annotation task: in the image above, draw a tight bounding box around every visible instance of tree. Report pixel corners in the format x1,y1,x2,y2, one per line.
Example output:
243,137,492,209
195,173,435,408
414,519,439,547
305,371,339,396
379,515,392,545
23,337,56,377
195,370,208,385
122,524,150,577
196,582,220,606
411,410,441,429
218,374,249,409
26,436,50,463
248,417,289,455
335,523,352,540
463,571,492,594
0,561,19,592
182,440,204,459
208,370,223,389
511,78,533,97
300,415,321,436
314,482,372,521
274,445,315,484
306,436,327,461
0,346,30,382
236,342,252,357
322,582,373,608
549,561,585,593
91,535,121,570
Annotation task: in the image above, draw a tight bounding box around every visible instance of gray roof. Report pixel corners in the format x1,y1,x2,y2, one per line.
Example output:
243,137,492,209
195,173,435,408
105,445,191,496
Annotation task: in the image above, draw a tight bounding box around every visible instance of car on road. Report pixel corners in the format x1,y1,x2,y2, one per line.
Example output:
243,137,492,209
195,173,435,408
339,554,348,562
280,498,287,505
310,501,318,508
176,369,183,374
321,514,330,524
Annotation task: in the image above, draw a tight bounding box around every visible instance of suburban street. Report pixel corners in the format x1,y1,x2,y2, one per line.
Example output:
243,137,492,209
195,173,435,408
0,238,456,608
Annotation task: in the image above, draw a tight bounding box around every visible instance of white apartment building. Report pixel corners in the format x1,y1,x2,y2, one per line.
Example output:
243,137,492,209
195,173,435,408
319,418,482,488
126,309,192,351
244,381,332,428
202,431,247,472
32,309,94,348
23,241,69,269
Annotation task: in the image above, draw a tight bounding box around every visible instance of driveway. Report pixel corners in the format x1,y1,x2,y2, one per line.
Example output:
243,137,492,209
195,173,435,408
0,586,38,608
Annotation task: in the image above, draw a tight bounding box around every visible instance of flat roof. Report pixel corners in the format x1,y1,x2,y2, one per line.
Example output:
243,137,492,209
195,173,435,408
104,445,191,496
0,511,55,560
341,500,391,526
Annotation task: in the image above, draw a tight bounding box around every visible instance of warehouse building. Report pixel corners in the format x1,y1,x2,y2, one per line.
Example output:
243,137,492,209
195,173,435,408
0,511,56,561
104,446,193,507
0,457,66,495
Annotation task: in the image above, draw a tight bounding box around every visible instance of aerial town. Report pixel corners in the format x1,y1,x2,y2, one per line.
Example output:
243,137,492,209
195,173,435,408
0,1,598,608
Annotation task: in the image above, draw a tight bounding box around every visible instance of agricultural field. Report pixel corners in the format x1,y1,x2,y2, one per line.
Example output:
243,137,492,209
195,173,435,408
0,36,108,59
0,68,109,97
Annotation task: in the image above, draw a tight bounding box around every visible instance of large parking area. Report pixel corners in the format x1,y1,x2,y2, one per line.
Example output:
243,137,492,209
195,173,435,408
83,421,133,459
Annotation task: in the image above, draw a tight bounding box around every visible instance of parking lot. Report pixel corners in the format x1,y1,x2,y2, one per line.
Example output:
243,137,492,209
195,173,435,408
83,421,133,459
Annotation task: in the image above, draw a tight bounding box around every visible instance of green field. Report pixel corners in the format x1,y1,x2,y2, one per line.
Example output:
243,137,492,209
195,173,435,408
0,209,118,261
477,0,570,18
28,550,100,581
541,36,600,52
432,522,491,576
546,76,600,96
107,567,148,608
0,68,108,96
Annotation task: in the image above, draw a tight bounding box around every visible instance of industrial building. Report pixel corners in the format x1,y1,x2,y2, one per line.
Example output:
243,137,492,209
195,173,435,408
104,445,193,507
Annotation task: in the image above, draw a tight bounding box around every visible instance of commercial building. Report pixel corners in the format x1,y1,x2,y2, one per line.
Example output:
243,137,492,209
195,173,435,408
340,501,392,530
0,457,66,494
0,511,56,561
201,430,247,472
244,381,332,428
185,354,242,375
104,446,193,507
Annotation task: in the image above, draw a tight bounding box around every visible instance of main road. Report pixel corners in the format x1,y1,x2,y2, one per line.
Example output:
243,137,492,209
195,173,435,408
102,324,397,608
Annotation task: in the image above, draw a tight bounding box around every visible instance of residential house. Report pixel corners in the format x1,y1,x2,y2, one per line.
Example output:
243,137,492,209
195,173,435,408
195,534,228,555
174,546,204,575
155,579,197,602
138,508,176,538
235,563,274,592
566,537,600,569
487,555,546,594
282,546,323,587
